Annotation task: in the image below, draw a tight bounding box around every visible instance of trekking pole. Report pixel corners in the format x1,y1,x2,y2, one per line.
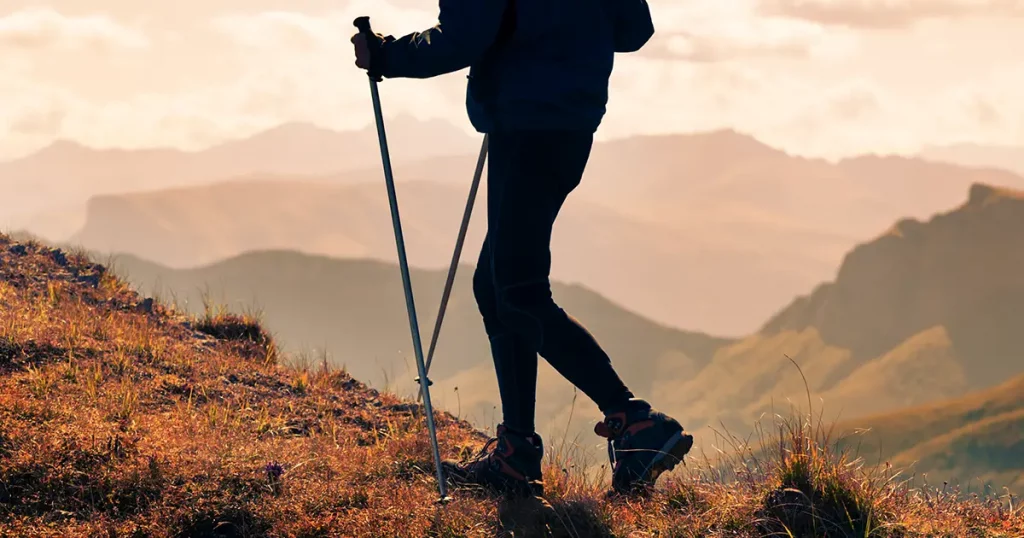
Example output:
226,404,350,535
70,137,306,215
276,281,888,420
417,134,488,401
354,16,450,504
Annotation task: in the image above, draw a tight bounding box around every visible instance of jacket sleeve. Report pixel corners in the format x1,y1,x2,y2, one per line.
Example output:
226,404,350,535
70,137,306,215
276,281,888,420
377,0,509,79
608,0,655,53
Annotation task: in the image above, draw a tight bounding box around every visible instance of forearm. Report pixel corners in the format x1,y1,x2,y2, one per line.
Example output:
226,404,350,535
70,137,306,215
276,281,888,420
379,0,508,79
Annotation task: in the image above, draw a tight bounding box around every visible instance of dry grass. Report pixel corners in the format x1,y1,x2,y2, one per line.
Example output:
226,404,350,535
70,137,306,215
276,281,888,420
1,233,1021,537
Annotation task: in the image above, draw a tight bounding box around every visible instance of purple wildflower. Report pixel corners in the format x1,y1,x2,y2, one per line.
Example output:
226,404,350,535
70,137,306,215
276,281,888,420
266,461,284,480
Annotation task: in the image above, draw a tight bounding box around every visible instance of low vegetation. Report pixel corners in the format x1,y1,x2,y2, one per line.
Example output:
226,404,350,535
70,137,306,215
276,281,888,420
1,234,1020,537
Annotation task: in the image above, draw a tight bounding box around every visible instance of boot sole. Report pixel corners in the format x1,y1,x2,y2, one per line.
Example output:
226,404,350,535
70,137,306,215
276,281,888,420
441,461,543,497
614,429,694,495
645,430,693,481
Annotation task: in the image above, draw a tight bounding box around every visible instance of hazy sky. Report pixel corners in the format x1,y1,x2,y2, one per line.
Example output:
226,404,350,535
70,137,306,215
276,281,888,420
1,0,1022,160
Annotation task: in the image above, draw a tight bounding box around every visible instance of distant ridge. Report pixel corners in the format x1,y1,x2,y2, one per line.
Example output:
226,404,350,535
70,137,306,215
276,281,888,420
0,117,478,228
921,142,1024,177
837,372,1024,493
654,182,1024,443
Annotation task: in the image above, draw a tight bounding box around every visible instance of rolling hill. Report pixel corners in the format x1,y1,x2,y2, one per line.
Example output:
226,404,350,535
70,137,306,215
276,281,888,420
836,373,1024,494
66,176,808,339
99,248,733,442
652,182,1024,442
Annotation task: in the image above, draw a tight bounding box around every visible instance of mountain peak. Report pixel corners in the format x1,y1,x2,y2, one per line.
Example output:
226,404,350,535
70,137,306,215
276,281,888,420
36,138,90,156
259,121,338,137
684,127,773,150
761,181,1024,389
967,182,1024,206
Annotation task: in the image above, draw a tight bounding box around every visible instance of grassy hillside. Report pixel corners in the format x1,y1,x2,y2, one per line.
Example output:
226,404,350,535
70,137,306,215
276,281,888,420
96,248,731,448
2,233,1020,537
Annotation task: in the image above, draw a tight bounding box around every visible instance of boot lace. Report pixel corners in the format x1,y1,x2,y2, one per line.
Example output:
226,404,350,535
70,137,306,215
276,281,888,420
465,436,500,466
595,418,625,470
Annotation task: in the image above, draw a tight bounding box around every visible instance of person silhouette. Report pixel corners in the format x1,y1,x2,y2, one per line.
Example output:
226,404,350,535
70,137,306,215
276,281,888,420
351,0,692,497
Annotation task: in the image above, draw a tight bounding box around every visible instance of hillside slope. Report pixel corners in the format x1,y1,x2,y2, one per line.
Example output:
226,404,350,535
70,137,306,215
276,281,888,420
2,234,1019,537
99,249,732,444
763,183,1024,387
836,373,1024,493
654,183,1024,442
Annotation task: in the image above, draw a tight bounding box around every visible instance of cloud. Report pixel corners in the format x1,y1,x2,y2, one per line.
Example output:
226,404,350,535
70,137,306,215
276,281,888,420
203,7,471,133
760,0,1024,28
0,5,472,160
9,103,66,137
602,49,1024,160
638,0,860,62
210,11,345,51
0,7,149,51
209,4,438,51
642,26,856,63
1,1,1023,163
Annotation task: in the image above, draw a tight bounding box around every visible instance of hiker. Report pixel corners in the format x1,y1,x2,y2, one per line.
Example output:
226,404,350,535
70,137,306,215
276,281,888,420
351,0,692,497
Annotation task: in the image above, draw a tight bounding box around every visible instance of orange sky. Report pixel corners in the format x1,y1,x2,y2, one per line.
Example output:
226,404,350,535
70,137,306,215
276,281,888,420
1,0,1022,160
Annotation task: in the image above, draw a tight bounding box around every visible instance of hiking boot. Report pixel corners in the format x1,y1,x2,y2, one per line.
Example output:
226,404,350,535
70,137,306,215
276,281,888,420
442,424,544,497
595,399,693,495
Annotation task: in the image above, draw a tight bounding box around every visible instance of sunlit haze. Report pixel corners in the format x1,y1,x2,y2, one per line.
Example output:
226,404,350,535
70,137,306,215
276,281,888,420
2,2,1024,529
2,0,1023,160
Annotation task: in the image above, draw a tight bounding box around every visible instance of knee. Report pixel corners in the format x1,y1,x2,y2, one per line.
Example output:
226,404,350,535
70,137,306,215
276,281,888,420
472,265,492,306
473,265,502,334
495,283,556,340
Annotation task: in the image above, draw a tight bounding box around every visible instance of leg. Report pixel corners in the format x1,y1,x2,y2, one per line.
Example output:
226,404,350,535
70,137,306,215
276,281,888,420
485,129,635,414
458,129,693,497
443,238,544,496
472,234,539,435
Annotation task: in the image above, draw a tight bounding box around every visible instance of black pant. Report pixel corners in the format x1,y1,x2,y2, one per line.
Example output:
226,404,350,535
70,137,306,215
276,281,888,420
472,129,635,435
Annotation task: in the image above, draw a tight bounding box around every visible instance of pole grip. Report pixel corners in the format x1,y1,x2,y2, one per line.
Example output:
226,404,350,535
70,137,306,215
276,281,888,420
353,17,383,82
354,16,373,34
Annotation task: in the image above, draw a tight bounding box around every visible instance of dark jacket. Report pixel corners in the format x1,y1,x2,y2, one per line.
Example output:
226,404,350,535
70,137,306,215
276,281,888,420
376,0,654,133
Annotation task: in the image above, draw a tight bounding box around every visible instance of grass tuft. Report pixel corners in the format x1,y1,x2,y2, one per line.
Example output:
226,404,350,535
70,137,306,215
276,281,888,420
194,307,279,366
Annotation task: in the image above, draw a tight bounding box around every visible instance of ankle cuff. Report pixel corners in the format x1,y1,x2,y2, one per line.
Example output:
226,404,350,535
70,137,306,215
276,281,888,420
499,423,538,438
602,398,652,417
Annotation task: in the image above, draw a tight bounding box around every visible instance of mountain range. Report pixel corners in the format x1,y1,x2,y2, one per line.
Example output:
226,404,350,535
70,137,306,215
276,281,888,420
14,125,1024,336
0,116,478,239
921,143,1024,178
654,183,1024,437
68,176,803,338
